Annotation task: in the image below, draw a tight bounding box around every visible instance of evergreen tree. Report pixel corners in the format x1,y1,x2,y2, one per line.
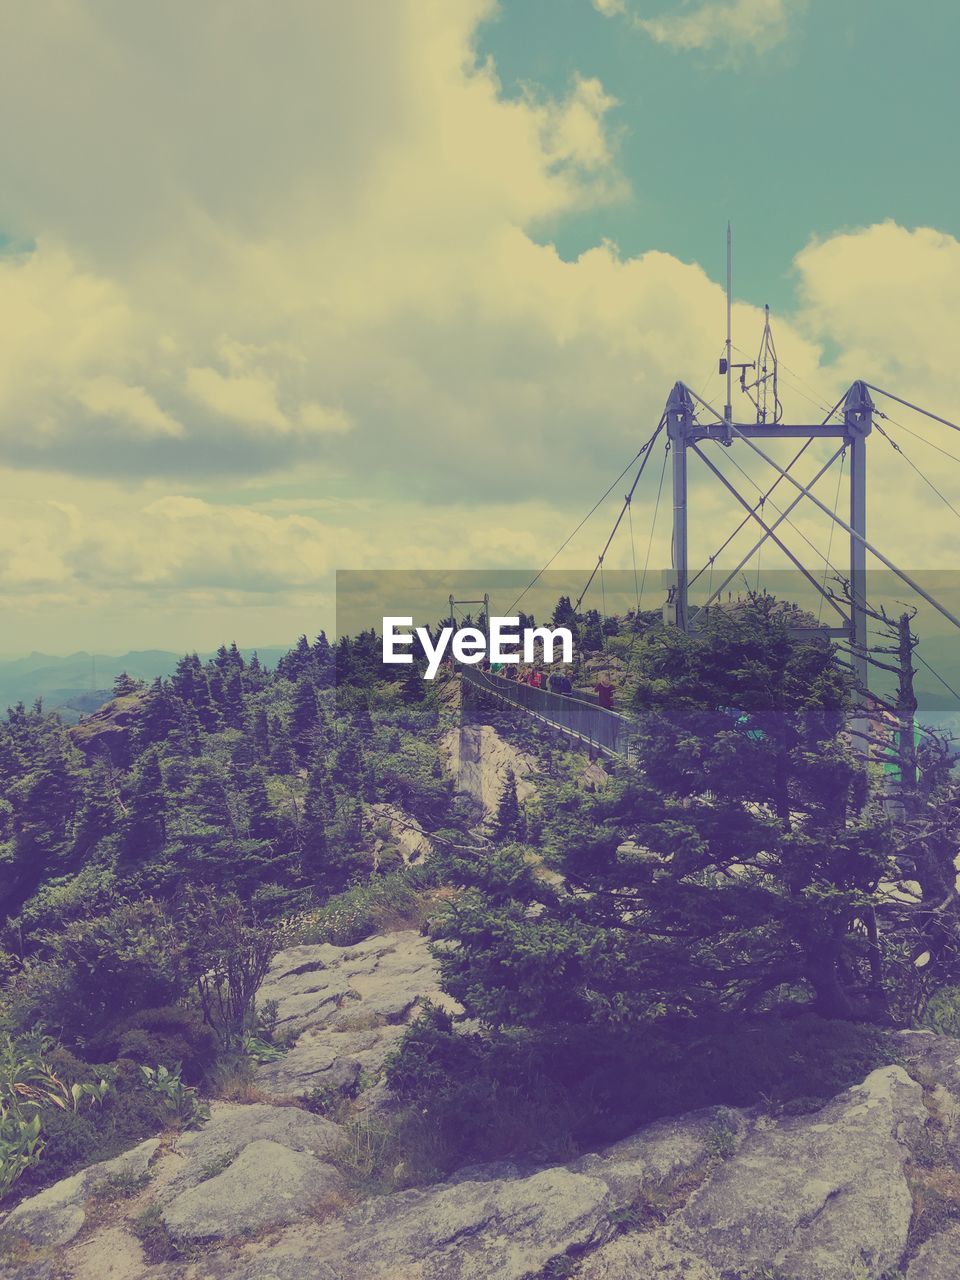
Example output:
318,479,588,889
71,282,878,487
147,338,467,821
290,678,319,762
494,767,521,839
268,715,295,774
252,708,271,759
136,678,180,747
112,671,144,698
121,748,166,859
433,600,891,1033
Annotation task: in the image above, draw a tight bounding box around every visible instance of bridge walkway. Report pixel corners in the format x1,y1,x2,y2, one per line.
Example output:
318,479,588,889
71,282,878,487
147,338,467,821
459,666,639,760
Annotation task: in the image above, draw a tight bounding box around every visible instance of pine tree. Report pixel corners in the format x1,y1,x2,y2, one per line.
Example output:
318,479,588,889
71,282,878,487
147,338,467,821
494,767,521,839
268,716,295,774
434,600,892,1033
290,679,319,762
313,632,335,688
112,671,144,698
298,764,330,883
244,771,278,842
121,748,167,859
252,708,271,759
137,678,180,747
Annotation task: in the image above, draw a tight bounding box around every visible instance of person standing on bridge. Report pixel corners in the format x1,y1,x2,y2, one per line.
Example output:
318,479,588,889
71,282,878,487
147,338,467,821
595,677,614,710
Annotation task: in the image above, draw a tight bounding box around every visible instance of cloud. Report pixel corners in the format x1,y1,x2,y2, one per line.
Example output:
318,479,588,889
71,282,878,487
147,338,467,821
0,1,953,651
623,0,803,57
77,377,184,439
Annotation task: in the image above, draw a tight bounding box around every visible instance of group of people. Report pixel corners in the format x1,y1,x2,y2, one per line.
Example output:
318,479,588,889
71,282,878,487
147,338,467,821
489,662,574,695
486,662,615,708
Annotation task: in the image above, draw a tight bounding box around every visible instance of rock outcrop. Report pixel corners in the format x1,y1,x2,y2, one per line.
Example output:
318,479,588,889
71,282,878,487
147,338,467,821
9,938,960,1280
3,1138,160,1249
253,929,457,1102
444,722,536,818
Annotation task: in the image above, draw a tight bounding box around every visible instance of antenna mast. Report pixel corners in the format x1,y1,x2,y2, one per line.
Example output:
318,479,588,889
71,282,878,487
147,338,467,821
724,222,733,423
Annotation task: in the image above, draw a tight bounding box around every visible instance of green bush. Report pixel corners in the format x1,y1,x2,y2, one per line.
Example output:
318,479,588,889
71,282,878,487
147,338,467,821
139,1064,208,1129
87,1006,218,1084
0,1034,111,1200
921,986,960,1038
385,1008,897,1177
3,900,192,1048
12,1051,169,1197
277,872,425,947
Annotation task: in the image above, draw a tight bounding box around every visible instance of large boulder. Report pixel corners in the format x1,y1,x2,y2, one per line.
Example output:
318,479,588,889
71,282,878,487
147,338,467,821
158,1101,343,1202
199,1105,729,1280
255,1024,406,1102
907,1223,960,1279
161,1139,343,1243
2,1137,160,1248
580,1065,927,1280
257,931,451,1040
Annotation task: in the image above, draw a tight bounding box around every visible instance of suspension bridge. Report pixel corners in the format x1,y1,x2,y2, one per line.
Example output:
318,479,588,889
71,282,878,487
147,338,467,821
449,251,960,773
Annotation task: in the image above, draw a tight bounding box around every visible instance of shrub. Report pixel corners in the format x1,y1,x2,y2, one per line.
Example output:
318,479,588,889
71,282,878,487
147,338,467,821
181,888,274,1050
139,1064,208,1129
921,986,960,1038
3,899,192,1048
278,872,425,948
13,1052,169,1196
0,1033,108,1200
87,1006,218,1084
385,1008,897,1176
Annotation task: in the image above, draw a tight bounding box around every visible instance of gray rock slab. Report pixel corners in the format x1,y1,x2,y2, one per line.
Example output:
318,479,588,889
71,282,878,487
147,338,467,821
255,1025,406,1101
571,1107,748,1202
161,1140,343,1243
674,1065,925,1280
213,1164,614,1280
259,930,448,1037
161,1102,342,1201
578,1232,722,1280
906,1224,960,1279
67,1225,150,1280
3,1137,160,1248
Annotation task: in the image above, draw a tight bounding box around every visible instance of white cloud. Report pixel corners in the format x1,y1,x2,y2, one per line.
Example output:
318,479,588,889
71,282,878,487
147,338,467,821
77,376,184,439
0,1,952,650
633,0,802,56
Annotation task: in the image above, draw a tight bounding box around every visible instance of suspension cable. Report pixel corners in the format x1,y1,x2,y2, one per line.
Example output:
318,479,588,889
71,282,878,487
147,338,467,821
627,497,640,613
505,417,665,615
878,412,960,468
866,384,960,436
728,426,960,634
689,438,814,589
876,421,960,527
818,448,846,624
639,440,668,609
575,420,666,611
914,651,960,706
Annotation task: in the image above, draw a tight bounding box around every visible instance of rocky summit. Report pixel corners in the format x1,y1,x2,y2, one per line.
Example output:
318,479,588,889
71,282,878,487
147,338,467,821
5,931,960,1280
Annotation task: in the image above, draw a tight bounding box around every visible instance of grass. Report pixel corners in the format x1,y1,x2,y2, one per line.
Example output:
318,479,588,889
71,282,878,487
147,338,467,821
132,1203,182,1263
276,872,431,948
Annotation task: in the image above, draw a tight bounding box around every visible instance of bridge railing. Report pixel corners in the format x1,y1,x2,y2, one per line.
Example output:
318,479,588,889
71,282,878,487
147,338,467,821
459,666,639,759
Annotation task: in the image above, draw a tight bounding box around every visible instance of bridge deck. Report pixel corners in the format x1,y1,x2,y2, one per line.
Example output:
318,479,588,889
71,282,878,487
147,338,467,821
459,666,639,759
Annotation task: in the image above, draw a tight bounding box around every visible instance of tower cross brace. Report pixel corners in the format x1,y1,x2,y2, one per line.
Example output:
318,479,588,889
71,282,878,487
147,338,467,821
664,378,873,699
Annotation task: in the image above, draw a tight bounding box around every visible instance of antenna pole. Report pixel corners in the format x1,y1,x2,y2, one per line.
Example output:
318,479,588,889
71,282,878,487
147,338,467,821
725,222,733,423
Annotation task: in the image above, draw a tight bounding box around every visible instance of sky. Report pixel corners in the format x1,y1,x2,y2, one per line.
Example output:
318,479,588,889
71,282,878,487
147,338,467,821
0,0,958,656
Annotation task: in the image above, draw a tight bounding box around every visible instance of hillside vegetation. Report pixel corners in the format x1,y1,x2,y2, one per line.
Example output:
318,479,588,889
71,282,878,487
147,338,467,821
1,598,959,1221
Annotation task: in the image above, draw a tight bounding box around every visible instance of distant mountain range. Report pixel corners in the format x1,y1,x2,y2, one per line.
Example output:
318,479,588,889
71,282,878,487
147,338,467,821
0,647,292,722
